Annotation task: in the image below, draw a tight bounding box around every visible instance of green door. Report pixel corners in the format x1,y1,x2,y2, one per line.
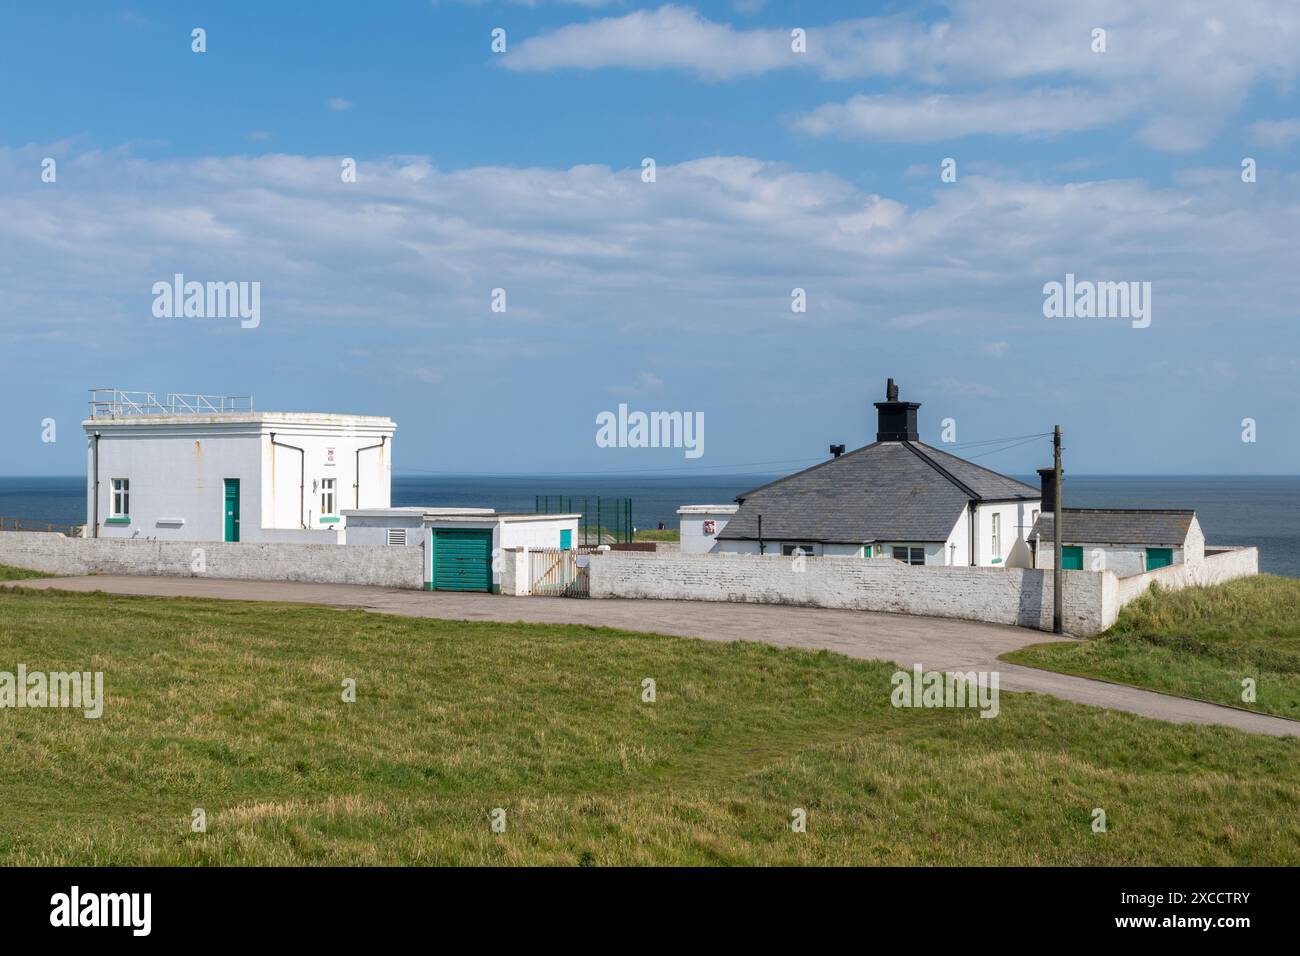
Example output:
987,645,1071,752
223,479,240,542
433,529,493,591
1061,545,1083,570
1145,548,1173,571
560,529,572,550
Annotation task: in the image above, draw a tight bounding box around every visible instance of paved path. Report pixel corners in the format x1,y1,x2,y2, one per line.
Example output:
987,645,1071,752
6,574,1297,738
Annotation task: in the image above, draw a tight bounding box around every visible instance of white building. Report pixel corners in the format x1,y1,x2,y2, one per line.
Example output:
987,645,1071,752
694,379,1042,567
1030,508,1205,575
677,505,739,554
343,508,580,592
83,389,395,542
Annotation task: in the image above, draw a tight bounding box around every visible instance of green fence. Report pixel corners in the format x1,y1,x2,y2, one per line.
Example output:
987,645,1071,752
534,496,633,545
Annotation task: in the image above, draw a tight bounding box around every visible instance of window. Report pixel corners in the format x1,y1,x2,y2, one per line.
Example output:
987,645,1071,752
782,544,815,557
320,478,336,516
892,545,925,566
111,478,130,516
991,513,1001,559
387,528,407,546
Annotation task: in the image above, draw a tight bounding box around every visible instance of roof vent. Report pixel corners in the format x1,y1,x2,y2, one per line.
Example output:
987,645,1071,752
874,377,921,442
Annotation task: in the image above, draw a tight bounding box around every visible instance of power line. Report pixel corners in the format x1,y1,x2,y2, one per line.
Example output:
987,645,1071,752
398,432,1054,479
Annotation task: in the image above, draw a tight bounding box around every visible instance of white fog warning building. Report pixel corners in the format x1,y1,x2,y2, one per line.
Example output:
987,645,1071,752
84,389,395,542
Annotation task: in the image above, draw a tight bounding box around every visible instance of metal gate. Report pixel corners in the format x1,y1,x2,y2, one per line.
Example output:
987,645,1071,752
528,548,590,598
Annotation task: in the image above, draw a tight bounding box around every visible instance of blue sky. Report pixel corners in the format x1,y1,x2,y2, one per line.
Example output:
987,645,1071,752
2,0,1298,477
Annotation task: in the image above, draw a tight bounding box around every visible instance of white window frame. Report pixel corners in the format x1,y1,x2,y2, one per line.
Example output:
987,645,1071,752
991,513,1001,559
111,478,130,517
320,478,336,517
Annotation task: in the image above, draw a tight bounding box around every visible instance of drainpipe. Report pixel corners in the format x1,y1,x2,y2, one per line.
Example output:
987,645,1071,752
757,514,765,556
968,501,976,566
92,431,101,538
353,436,387,508
269,432,306,528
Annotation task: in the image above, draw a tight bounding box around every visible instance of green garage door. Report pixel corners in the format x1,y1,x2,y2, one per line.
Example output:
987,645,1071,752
1145,548,1173,571
1060,546,1083,570
433,529,493,592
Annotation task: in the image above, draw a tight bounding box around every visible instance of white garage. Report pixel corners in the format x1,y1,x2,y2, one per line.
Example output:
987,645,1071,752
342,508,580,593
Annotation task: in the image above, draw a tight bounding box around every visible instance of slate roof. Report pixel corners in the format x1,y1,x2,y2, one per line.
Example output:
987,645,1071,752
1030,509,1196,547
716,441,1039,544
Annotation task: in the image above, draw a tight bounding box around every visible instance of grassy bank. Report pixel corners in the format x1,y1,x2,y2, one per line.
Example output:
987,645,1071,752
2,585,1298,865
0,564,50,581
1006,575,1300,720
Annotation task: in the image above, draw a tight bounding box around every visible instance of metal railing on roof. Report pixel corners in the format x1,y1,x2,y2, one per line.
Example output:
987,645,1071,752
88,388,254,418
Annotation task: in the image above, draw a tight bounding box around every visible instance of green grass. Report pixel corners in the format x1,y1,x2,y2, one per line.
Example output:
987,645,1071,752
0,564,51,581
1006,575,1300,720
2,585,1298,865
634,529,680,542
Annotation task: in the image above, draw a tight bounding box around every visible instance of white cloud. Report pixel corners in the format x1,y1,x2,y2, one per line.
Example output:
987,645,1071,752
793,88,1134,142
505,5,792,80
982,342,1010,359
327,97,353,112
506,2,1300,150
1,145,1297,352
1249,118,1300,148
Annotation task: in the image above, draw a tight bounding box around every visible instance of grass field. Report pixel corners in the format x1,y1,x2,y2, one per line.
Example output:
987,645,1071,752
1006,575,1300,720
633,529,680,542
2,584,1299,865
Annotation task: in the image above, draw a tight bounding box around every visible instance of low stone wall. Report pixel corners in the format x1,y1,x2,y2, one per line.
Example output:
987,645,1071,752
588,551,1119,635
1117,547,1258,606
0,531,424,589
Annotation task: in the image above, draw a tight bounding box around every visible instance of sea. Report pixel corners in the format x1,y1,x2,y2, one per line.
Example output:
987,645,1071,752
2,474,1297,578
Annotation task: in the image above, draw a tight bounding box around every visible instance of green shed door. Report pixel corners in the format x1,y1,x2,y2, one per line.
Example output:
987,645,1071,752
560,529,572,550
223,479,240,542
1060,546,1083,570
433,529,493,592
1145,548,1173,571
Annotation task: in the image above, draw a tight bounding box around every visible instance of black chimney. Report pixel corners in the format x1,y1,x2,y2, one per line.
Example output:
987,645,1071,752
830,444,845,458
1037,467,1059,512
874,377,921,442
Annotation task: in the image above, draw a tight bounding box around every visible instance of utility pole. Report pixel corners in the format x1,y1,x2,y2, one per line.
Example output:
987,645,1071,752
1053,425,1063,634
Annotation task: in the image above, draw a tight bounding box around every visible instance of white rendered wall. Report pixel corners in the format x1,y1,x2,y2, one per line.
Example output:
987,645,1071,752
679,512,734,554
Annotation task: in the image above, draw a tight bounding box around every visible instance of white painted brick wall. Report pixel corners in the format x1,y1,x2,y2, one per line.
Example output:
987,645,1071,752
0,531,423,589
588,551,1117,634
1116,547,1258,605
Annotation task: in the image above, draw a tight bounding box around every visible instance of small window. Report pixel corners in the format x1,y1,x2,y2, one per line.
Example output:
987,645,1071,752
892,545,925,566
991,513,1001,558
782,544,815,557
387,528,407,546
320,478,336,516
111,478,130,516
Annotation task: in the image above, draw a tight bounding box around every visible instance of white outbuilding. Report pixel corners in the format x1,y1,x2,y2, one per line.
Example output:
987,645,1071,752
83,389,395,542
676,504,739,554
342,508,580,592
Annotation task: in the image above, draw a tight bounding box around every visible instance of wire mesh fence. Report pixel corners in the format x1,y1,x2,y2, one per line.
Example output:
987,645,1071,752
534,496,633,545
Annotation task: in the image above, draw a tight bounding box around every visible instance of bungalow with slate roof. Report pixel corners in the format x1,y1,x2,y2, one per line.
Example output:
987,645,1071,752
708,379,1043,567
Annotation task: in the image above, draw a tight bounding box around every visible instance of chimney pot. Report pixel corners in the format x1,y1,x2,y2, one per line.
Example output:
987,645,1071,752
874,377,920,442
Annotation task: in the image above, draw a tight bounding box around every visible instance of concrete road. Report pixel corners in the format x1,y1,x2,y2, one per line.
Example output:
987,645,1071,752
6,574,1298,738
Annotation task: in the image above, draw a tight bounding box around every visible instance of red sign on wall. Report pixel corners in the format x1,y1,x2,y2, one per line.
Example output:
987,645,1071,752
703,520,716,535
